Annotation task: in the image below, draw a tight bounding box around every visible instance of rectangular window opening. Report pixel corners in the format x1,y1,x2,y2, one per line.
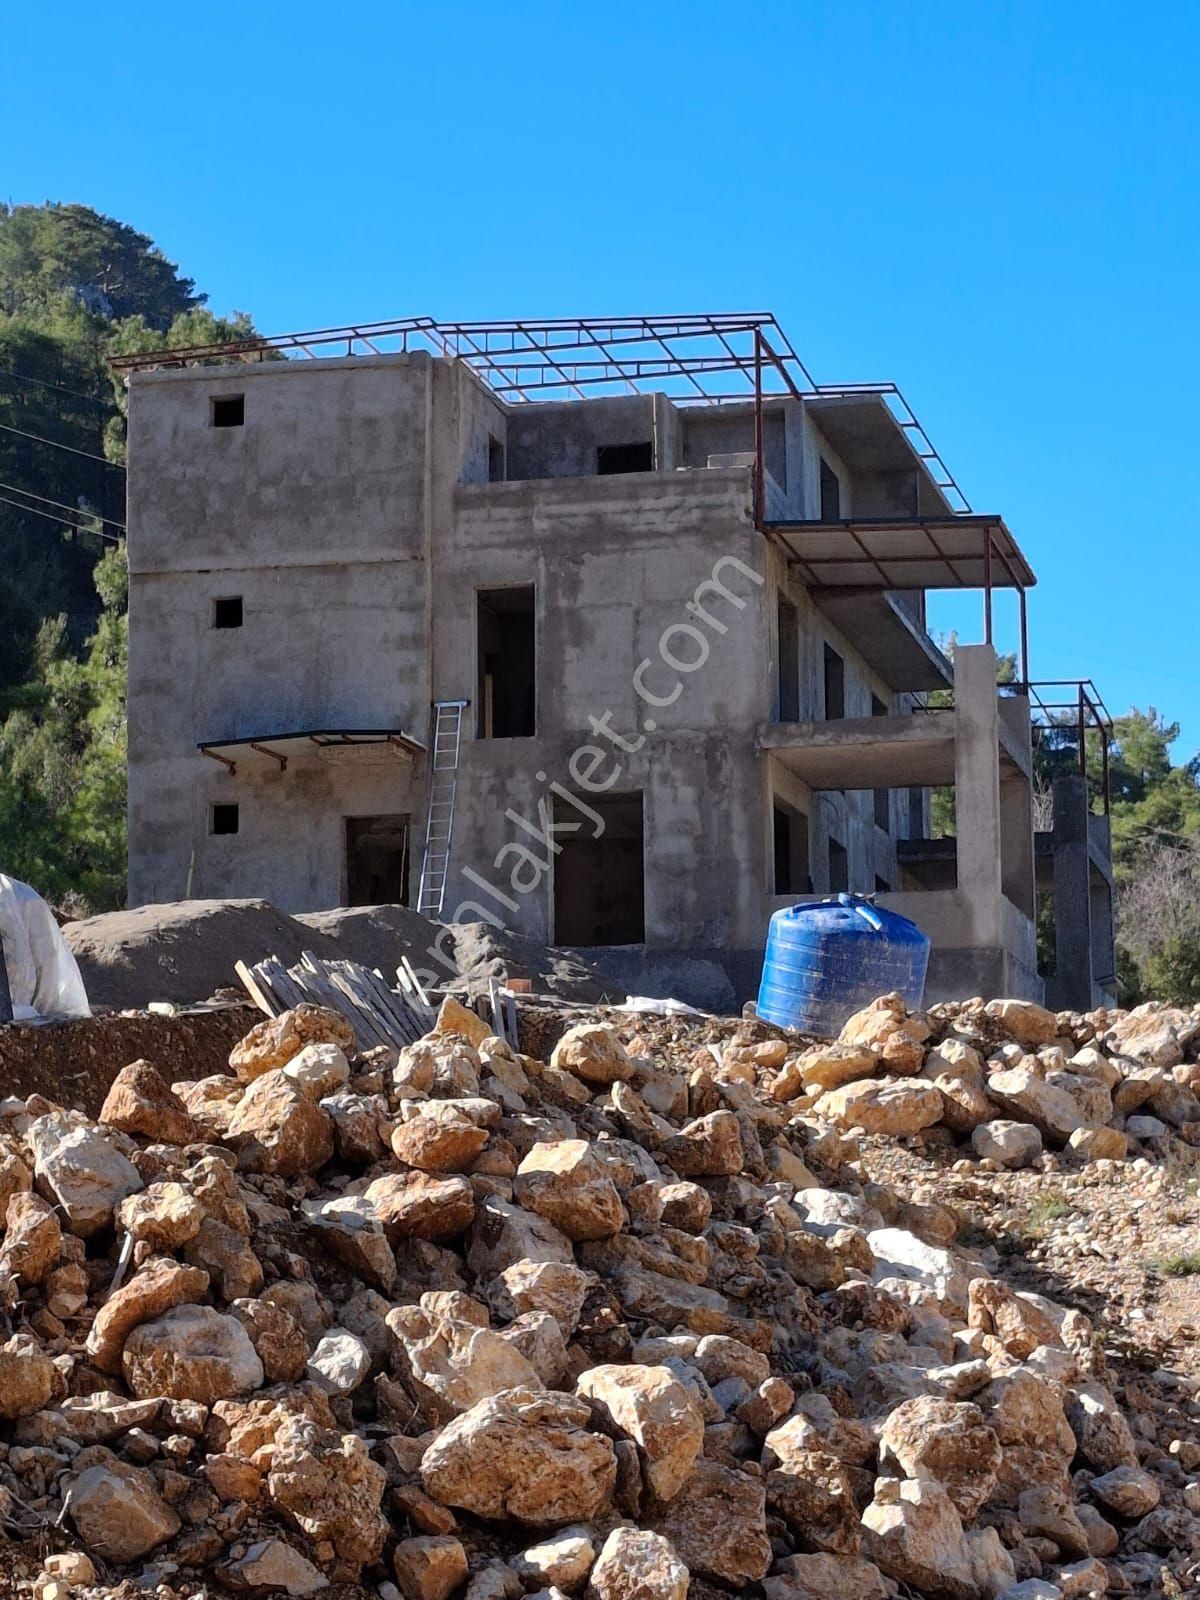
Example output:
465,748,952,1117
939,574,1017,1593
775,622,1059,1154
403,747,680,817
213,596,243,629
597,441,653,475
776,593,800,721
819,457,841,520
488,435,506,483
477,585,536,738
773,801,811,895
210,802,239,835
345,814,411,907
553,791,644,945
211,395,244,428
823,644,845,720
828,837,849,894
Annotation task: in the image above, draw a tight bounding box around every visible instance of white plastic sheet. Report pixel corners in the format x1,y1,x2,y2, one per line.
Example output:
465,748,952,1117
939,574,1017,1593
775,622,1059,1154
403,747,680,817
0,874,90,1021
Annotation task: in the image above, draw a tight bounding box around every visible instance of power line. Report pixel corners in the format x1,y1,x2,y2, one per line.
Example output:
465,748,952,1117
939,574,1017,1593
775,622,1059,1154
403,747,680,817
0,418,124,468
0,490,121,543
0,366,110,409
0,478,124,530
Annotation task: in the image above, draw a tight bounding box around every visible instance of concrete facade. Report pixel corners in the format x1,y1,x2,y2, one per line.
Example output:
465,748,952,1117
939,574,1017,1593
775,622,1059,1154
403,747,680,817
125,344,1111,1008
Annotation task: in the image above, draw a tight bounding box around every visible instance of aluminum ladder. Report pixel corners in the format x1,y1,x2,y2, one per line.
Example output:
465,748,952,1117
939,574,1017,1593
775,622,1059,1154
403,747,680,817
416,700,468,919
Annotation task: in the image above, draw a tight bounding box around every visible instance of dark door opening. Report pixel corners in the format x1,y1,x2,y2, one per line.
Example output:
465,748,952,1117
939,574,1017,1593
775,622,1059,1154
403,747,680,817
773,801,811,895
597,441,653,475
345,814,411,906
828,837,849,894
819,457,841,520
488,435,506,482
871,694,890,830
553,791,645,945
477,585,536,738
776,593,800,721
823,644,845,720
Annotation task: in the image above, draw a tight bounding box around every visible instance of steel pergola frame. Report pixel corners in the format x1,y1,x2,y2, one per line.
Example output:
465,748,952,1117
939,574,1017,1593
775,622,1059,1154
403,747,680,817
108,311,967,510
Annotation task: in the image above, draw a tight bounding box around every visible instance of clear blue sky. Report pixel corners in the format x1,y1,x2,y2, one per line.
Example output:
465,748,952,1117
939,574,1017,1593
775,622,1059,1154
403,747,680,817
5,2,1197,754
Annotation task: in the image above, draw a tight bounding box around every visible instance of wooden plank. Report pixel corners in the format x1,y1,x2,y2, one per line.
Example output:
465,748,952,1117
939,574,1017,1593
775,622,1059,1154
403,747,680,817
236,959,279,1017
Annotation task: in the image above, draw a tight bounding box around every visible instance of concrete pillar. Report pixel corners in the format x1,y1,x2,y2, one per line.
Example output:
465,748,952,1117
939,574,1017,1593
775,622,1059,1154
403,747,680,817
1051,771,1094,1009
953,645,1004,946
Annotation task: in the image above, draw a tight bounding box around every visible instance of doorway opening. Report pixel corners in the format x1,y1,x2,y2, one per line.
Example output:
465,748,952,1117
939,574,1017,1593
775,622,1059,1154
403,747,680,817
553,791,645,945
345,814,411,905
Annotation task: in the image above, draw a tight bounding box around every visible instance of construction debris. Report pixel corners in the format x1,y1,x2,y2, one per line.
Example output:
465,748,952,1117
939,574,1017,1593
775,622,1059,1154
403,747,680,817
0,991,1197,1600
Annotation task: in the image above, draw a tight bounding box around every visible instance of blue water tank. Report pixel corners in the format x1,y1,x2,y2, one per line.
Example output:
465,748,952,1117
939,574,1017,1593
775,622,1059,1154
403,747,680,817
756,894,930,1036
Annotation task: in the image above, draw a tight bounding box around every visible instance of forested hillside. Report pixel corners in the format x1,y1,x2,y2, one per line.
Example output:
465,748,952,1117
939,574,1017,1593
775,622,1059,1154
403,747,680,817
0,202,258,910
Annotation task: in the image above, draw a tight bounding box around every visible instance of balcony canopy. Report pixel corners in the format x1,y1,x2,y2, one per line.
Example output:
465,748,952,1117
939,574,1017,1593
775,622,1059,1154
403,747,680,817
198,727,424,775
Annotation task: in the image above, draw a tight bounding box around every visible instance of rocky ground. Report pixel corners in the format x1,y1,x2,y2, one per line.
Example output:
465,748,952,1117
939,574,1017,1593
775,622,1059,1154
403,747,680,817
0,990,1198,1600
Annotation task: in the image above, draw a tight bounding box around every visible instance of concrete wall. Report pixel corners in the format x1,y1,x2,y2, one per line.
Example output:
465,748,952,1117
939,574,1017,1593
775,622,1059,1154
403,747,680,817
127,354,434,908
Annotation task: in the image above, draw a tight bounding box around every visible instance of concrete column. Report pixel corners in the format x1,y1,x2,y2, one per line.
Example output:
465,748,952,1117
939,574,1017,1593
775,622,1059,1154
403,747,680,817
953,644,1004,945
1051,771,1094,1009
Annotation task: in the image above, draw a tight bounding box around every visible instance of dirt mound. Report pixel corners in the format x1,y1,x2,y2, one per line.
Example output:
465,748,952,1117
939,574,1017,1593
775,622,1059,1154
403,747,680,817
295,902,444,976
445,920,615,1003
64,899,344,1010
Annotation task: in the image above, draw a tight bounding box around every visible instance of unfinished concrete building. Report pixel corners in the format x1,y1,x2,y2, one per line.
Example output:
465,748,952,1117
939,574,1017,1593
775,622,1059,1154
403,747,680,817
116,314,1116,1009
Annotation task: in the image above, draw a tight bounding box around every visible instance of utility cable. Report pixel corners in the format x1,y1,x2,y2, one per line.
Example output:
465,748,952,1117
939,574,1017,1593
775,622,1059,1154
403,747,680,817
0,490,121,543
0,418,124,467
0,367,110,408
0,478,124,529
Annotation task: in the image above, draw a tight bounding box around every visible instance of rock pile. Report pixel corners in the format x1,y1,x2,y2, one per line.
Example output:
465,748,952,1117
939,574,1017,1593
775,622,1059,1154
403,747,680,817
780,993,1200,1170
0,992,1195,1600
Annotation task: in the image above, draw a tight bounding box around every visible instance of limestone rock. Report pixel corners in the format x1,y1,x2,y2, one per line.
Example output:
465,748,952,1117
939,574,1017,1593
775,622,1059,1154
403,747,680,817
393,1535,469,1600
514,1140,628,1241
1065,1382,1138,1473
1017,1482,1090,1558
230,1004,355,1082
467,1195,575,1279
306,1328,371,1395
67,1454,181,1564
87,1255,210,1374
365,1170,476,1241
971,1120,1043,1169
864,1475,1012,1600
762,1554,887,1600
792,1041,878,1093
766,1447,862,1554
651,1457,770,1583
231,1297,311,1383
282,1041,350,1099
184,1213,266,1301
0,1189,61,1284
513,1529,596,1592
388,1300,542,1414
657,1181,712,1234
1067,1125,1126,1162
659,1110,743,1177
0,1332,60,1418
1105,1003,1197,1067
488,1259,592,1338
116,1180,205,1250
392,1101,491,1172
421,1387,618,1527
577,1362,704,1503
227,1069,335,1177
220,1538,329,1595
99,1059,199,1145
968,1279,1062,1359
123,1303,264,1403
28,1111,142,1237
820,1077,943,1136
987,1064,1082,1144
1089,1464,1160,1518
266,1417,389,1573
878,1395,1002,1519
985,999,1059,1047
551,1024,634,1085
588,1528,687,1600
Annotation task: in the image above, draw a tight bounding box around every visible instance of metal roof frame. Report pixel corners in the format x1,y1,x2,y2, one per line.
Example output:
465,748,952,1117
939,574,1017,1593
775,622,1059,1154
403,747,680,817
108,312,969,511
198,727,425,776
